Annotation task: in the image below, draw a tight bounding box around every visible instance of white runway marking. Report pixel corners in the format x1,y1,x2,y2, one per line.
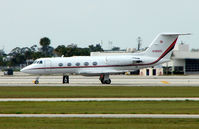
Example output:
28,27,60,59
1,114,199,118
0,98,199,101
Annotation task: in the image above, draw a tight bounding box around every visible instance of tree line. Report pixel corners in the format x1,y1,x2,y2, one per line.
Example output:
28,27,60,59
0,37,103,67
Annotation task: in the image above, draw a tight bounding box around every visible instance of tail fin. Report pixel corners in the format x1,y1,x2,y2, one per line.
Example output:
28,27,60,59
144,33,190,61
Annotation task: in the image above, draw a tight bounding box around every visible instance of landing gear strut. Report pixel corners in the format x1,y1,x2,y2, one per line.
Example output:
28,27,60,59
63,75,69,84
99,74,111,84
33,76,40,84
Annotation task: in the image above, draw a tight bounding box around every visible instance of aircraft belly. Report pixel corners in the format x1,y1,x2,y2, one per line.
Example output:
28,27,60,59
46,67,76,74
78,66,138,75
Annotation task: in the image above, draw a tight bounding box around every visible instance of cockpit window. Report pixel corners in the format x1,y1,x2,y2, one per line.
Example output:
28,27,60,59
33,60,43,64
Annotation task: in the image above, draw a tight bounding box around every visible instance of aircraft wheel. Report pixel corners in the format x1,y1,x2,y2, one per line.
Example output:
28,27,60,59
34,80,39,84
63,75,69,84
105,79,111,84
101,79,106,84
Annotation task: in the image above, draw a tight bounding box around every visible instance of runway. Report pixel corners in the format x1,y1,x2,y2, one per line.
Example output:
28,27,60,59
1,72,199,86
1,114,199,118
0,98,199,101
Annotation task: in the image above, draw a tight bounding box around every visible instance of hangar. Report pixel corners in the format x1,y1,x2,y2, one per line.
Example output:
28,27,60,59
163,43,199,75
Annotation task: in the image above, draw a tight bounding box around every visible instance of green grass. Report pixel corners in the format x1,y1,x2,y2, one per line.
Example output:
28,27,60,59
0,101,199,114
0,118,199,129
0,86,199,98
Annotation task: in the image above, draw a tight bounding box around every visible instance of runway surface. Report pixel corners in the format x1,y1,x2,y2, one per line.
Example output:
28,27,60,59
1,114,199,118
1,72,199,86
1,98,199,101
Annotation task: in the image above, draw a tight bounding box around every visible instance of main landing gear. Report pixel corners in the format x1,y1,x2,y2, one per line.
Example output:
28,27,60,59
99,74,111,84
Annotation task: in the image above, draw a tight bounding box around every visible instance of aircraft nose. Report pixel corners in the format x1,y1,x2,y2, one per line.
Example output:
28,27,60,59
20,67,25,72
20,67,28,73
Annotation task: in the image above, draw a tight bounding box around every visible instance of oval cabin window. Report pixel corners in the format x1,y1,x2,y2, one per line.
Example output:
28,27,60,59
59,63,63,67
84,62,89,66
93,62,97,66
76,62,80,66
67,63,72,66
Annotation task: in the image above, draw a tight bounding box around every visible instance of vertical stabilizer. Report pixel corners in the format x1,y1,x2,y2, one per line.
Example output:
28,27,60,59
144,33,190,61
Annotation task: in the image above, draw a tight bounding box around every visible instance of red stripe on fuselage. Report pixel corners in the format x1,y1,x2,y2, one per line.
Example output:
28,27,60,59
142,37,178,65
30,38,178,70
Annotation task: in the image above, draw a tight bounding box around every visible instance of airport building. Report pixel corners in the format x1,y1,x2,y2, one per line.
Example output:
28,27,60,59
139,68,163,76
163,43,199,75
91,43,199,75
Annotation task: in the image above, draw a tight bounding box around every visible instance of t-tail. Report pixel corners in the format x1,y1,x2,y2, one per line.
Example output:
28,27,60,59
143,33,191,63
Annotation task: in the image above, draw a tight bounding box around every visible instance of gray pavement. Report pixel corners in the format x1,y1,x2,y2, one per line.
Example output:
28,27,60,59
1,114,199,118
1,73,199,86
0,98,199,101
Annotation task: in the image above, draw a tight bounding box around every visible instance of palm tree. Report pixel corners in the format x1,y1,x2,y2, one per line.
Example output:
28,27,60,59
39,37,51,56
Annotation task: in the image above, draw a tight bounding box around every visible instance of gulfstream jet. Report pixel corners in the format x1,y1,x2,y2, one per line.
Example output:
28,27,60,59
21,33,190,84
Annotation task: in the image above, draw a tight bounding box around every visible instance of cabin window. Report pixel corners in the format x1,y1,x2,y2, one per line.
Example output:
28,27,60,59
76,62,80,66
67,63,72,66
58,63,63,67
84,62,89,66
93,62,97,66
39,61,43,64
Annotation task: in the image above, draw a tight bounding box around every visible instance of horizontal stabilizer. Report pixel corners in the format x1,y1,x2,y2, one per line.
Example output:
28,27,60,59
161,33,191,36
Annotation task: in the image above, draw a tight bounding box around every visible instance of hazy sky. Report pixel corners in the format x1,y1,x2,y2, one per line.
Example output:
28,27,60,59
0,0,198,52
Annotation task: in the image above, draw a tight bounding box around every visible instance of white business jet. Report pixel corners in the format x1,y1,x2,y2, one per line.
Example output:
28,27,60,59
21,33,190,84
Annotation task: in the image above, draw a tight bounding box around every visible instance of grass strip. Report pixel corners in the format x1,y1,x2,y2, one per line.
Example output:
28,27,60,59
0,101,199,114
0,86,199,98
0,118,199,129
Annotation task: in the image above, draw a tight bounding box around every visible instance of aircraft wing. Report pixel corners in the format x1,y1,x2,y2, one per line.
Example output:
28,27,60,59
77,69,129,76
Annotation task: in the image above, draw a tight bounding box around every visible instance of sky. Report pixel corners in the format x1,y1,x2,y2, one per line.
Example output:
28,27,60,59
0,0,198,53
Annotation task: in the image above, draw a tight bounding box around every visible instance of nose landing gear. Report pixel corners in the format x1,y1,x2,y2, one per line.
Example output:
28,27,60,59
99,74,111,84
33,76,40,84
33,75,70,85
